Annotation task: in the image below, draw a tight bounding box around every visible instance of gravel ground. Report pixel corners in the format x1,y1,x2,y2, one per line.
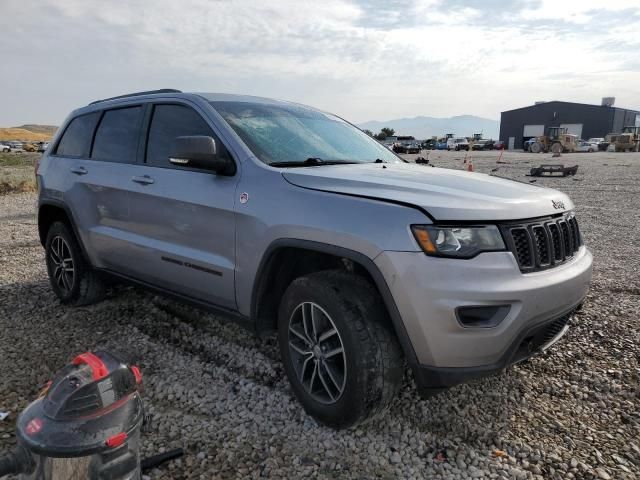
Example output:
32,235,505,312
0,150,638,479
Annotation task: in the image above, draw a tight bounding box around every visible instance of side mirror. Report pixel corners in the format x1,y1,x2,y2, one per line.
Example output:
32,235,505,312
169,136,234,175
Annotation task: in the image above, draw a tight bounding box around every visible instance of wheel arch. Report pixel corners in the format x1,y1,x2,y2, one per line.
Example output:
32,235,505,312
38,201,90,262
251,239,419,366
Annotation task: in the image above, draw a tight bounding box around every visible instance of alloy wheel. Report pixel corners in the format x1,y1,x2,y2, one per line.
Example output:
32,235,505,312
49,236,74,293
288,302,347,404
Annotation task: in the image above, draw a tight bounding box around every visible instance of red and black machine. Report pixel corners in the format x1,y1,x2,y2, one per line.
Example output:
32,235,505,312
0,351,181,480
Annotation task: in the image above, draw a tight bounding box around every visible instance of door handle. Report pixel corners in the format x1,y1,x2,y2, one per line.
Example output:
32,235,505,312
131,175,155,185
70,166,88,175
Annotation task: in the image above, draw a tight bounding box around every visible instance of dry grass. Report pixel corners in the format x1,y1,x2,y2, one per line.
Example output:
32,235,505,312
0,152,38,195
0,180,36,195
14,124,57,136
0,127,51,142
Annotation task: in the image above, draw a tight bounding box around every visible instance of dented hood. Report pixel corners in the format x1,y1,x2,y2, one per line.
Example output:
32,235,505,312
282,163,573,221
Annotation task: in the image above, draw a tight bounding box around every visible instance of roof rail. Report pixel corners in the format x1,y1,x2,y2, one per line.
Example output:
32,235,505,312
89,89,182,105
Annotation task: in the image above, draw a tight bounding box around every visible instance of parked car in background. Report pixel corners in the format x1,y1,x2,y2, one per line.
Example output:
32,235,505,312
405,143,420,154
422,139,437,150
0,143,10,152
392,136,419,154
8,141,23,150
447,137,469,151
393,142,420,154
37,142,50,153
494,140,506,150
524,138,537,151
392,142,408,153
435,141,448,150
37,90,592,428
471,139,495,151
576,140,596,152
586,138,604,148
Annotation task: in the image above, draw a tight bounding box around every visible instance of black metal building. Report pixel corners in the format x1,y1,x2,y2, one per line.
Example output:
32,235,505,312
499,100,640,149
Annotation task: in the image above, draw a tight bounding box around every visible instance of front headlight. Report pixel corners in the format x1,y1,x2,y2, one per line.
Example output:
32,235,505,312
411,225,506,258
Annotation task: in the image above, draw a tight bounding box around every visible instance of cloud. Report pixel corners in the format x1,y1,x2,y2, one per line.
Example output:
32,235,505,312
0,0,638,126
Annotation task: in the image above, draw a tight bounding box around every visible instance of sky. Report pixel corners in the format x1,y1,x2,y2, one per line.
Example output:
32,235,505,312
1,0,639,126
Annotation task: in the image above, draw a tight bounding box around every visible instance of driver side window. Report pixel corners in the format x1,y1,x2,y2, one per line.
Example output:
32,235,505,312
146,104,229,168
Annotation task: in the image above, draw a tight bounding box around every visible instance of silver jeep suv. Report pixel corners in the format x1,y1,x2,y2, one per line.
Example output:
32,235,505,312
37,90,592,428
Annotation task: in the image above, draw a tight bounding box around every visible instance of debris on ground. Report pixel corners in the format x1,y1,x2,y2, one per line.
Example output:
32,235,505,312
529,164,579,177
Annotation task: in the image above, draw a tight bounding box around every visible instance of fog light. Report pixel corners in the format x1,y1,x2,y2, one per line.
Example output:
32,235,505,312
456,305,510,328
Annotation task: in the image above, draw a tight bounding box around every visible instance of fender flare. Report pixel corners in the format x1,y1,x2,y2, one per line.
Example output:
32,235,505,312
250,238,419,366
37,200,91,263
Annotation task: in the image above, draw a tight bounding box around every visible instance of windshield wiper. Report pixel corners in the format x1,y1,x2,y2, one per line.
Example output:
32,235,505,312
269,158,358,167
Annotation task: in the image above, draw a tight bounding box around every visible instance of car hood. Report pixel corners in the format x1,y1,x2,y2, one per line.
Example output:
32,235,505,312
282,163,573,221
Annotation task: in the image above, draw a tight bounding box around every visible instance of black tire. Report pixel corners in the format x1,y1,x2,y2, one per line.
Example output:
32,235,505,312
278,270,403,429
45,221,105,306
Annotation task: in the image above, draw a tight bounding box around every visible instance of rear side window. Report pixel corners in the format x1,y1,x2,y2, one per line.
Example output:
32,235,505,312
91,106,143,163
55,112,100,157
146,104,229,167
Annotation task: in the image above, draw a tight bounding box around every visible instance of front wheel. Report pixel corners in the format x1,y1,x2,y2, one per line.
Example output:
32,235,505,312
278,271,403,429
45,222,105,306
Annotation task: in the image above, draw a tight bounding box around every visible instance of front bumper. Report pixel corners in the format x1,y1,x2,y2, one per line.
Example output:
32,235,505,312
412,308,575,394
374,247,592,389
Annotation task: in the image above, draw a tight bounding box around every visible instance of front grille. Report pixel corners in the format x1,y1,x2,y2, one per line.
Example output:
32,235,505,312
532,226,550,265
501,214,582,273
511,228,532,267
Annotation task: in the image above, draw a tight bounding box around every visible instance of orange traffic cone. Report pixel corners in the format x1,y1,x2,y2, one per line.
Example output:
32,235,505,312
467,159,474,172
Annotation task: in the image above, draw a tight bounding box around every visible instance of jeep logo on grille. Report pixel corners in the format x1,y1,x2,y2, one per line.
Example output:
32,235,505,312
552,200,565,210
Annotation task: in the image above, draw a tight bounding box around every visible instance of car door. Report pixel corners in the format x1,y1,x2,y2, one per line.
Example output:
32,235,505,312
51,107,145,272
123,102,238,309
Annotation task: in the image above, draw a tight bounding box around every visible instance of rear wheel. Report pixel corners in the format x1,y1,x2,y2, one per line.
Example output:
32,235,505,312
530,142,542,154
551,142,563,154
278,270,403,429
45,222,105,306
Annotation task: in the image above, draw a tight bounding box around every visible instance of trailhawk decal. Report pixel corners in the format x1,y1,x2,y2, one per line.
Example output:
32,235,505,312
161,256,222,277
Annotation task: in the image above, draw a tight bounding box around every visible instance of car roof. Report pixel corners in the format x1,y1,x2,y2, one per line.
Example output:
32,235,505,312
73,90,316,119
87,90,298,108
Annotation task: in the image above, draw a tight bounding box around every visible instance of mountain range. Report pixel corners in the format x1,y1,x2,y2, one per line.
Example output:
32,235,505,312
359,115,500,140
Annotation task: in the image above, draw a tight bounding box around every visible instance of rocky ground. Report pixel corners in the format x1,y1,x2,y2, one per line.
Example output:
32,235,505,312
0,150,638,479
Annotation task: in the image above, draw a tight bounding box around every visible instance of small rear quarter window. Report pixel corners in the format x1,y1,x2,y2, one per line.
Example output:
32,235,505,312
54,112,100,157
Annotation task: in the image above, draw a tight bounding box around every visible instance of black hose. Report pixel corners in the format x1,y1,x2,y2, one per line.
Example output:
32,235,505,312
0,445,34,477
141,448,184,472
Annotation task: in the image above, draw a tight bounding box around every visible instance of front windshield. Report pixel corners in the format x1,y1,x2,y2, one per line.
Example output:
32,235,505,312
211,101,401,165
